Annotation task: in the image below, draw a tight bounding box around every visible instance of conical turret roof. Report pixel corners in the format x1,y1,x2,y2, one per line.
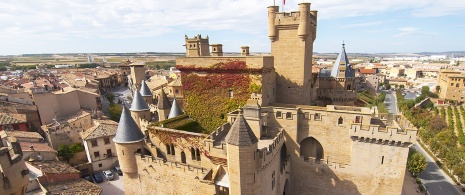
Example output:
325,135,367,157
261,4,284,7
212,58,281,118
157,88,171,110
330,43,355,78
140,80,152,97
113,106,145,143
225,113,258,146
168,97,183,119
130,90,150,111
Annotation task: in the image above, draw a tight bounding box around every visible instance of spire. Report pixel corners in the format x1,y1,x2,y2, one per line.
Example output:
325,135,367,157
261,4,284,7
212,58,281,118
140,80,152,97
113,106,145,143
168,97,183,119
130,90,150,111
225,113,258,146
330,42,355,78
157,88,171,110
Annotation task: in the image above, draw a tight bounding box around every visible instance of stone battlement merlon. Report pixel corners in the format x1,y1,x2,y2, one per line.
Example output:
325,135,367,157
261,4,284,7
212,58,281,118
134,153,211,178
257,130,285,170
349,122,417,144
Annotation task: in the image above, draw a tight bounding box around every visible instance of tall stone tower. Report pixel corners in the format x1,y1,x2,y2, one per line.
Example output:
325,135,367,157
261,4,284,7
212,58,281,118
184,34,210,57
113,106,146,180
130,62,146,89
130,90,151,129
268,3,318,105
139,80,153,104
0,138,29,195
157,88,171,121
225,114,259,195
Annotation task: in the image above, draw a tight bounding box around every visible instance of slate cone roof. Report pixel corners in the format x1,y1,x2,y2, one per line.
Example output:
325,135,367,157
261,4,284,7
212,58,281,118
330,43,355,78
140,80,153,97
130,90,150,111
113,106,145,143
225,113,258,146
157,88,171,110
168,97,183,119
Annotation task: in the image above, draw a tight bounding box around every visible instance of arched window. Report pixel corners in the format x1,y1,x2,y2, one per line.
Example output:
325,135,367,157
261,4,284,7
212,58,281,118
300,137,324,162
166,144,170,155
181,151,186,163
196,148,201,161
347,84,352,90
171,144,175,156
338,117,343,125
191,148,195,160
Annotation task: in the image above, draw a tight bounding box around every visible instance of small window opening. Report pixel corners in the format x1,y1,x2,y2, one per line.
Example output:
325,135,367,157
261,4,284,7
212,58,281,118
276,111,282,118
381,156,384,164
338,117,343,125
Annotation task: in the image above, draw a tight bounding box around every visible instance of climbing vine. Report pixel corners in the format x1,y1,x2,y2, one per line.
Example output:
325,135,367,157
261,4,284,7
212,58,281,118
177,60,262,133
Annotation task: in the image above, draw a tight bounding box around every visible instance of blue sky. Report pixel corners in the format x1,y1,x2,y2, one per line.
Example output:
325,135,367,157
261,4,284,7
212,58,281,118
0,0,464,55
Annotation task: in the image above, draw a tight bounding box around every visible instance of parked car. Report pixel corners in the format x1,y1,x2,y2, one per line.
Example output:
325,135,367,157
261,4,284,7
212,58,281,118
93,173,103,183
82,175,93,183
113,166,123,176
103,170,115,180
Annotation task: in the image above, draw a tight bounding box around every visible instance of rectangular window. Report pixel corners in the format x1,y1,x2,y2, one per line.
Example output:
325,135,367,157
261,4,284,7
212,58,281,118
229,90,233,98
451,83,454,86
286,112,292,119
381,156,384,164
91,140,98,147
457,84,460,87
107,149,112,157
355,116,362,123
104,138,110,144
276,111,282,118
314,113,321,120
94,151,100,158
98,163,102,167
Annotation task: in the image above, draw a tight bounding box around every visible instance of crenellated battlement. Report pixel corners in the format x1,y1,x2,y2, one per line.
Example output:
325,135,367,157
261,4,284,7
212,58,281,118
257,130,285,171
349,116,417,144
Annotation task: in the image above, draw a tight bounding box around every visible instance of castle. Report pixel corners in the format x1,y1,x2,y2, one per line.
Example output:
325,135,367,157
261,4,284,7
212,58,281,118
114,3,417,195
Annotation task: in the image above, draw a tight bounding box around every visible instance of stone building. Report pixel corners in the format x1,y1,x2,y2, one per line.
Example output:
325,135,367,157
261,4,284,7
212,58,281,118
113,3,417,195
437,70,465,103
316,44,357,106
0,137,30,195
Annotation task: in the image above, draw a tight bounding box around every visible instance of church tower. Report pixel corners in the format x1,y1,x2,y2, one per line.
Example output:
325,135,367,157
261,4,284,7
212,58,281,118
130,90,151,130
113,106,146,179
268,3,318,105
225,113,259,195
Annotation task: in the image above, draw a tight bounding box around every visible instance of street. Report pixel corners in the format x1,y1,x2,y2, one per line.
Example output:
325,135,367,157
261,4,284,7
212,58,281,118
414,144,462,195
384,91,398,114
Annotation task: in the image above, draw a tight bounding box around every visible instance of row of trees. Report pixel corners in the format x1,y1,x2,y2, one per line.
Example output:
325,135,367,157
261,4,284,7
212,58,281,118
398,89,465,183
57,143,84,162
453,106,465,144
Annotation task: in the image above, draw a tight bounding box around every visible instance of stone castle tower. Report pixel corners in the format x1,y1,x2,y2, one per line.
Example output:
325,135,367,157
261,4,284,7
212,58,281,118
130,90,151,130
185,34,210,57
317,43,357,106
0,138,30,195
157,88,171,121
268,3,318,105
113,106,146,180
129,62,146,90
225,114,259,195
140,80,153,105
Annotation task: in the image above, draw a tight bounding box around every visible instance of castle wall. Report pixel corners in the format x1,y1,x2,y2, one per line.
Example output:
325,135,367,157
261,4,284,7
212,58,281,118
176,56,274,70
123,154,216,195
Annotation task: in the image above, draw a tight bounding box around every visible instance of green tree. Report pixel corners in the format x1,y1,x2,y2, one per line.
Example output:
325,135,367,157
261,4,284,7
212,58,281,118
407,149,427,176
109,104,123,122
70,143,84,154
106,93,115,103
421,86,430,95
436,85,441,93
57,144,73,161
385,84,391,90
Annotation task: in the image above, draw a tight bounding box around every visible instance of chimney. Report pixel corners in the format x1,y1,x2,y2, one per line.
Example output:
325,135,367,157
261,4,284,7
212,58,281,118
211,44,223,57
241,46,250,56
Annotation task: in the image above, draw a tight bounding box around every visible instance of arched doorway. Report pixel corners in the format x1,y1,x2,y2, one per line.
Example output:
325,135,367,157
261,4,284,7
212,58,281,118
280,143,287,171
181,151,186,163
300,137,324,162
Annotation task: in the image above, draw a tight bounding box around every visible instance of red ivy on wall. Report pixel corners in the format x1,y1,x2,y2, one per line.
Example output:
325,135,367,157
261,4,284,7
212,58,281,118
177,61,260,133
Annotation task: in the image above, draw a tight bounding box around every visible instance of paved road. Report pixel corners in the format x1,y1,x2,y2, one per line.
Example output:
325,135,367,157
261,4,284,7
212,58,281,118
413,144,462,195
384,91,398,114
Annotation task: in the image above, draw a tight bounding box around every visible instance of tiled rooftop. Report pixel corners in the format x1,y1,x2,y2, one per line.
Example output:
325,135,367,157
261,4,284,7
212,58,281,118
20,142,56,153
42,178,102,195
31,160,80,174
80,119,118,140
0,113,27,125
1,130,43,140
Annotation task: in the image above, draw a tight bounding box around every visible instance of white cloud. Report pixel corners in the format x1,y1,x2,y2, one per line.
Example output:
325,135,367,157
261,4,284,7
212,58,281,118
394,27,419,37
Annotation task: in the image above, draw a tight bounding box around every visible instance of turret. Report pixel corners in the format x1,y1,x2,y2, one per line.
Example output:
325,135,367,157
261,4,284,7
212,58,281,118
139,80,153,104
211,44,223,57
225,113,258,195
168,97,183,119
267,6,279,41
297,3,311,40
241,46,250,56
130,62,146,89
113,106,146,178
157,88,171,121
130,90,151,130
243,99,262,139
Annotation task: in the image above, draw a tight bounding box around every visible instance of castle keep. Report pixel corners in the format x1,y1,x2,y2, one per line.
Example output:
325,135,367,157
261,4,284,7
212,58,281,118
114,2,417,195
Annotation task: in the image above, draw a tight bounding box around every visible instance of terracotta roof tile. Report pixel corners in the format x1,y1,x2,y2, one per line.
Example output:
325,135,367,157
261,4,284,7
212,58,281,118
20,142,56,153
42,178,102,195
0,113,27,125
